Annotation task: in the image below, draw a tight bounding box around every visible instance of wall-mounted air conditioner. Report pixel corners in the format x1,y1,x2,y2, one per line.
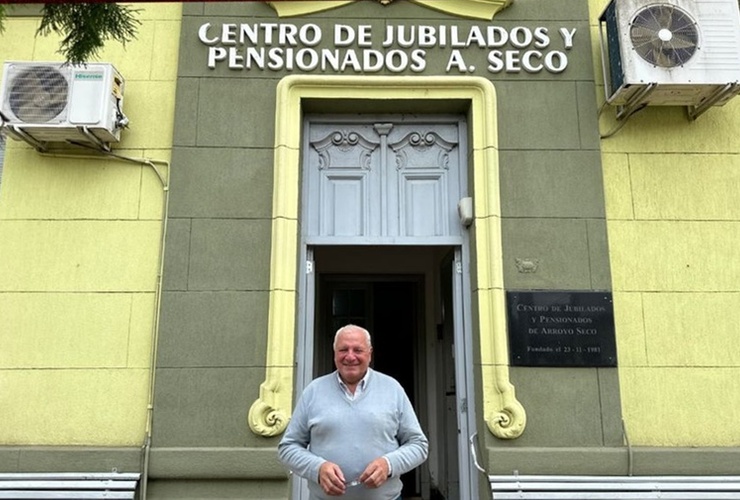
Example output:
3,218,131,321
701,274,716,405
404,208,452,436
599,0,740,119
0,62,127,149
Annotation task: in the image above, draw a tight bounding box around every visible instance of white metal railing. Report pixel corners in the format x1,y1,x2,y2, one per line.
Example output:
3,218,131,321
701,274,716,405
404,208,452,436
470,434,740,500
0,472,140,499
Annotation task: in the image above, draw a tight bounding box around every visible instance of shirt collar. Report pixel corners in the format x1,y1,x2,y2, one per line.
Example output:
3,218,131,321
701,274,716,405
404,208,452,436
337,367,372,391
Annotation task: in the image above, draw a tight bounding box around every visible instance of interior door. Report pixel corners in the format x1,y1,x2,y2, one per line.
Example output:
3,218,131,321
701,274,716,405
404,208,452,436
314,276,423,498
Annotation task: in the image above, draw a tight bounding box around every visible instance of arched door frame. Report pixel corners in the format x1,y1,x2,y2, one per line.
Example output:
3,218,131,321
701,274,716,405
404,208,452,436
247,75,526,443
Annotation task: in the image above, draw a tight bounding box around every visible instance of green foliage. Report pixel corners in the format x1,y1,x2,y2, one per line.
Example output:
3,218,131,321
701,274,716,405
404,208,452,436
36,3,141,65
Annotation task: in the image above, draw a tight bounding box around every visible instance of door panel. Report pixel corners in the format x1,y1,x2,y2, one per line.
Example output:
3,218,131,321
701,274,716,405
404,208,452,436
305,117,463,242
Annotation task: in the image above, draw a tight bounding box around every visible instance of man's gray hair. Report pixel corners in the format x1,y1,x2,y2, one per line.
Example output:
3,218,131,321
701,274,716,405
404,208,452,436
333,324,372,350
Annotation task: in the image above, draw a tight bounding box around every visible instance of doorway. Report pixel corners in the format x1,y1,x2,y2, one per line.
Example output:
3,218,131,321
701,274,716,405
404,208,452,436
299,245,470,499
315,274,421,497
295,114,479,499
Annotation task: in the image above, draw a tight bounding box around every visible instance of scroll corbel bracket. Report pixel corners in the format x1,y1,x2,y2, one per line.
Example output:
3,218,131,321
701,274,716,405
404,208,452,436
248,379,290,437
487,400,527,439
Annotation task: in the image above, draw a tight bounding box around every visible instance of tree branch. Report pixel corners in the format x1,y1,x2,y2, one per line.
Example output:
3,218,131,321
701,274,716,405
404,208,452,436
36,3,141,65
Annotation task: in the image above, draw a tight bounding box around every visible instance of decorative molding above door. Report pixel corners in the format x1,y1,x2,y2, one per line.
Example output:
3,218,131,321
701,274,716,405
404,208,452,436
265,0,513,20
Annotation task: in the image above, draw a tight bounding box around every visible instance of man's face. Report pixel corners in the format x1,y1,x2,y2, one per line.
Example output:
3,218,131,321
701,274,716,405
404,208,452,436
334,329,372,385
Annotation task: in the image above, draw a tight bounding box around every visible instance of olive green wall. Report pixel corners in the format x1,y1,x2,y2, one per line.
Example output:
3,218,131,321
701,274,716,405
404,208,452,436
158,0,620,491
150,2,286,494
469,0,623,474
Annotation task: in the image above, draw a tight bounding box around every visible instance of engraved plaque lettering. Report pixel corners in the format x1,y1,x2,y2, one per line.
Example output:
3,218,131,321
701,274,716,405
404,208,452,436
506,291,617,367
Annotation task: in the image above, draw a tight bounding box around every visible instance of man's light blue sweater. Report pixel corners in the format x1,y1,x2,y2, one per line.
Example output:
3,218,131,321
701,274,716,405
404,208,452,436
278,369,429,500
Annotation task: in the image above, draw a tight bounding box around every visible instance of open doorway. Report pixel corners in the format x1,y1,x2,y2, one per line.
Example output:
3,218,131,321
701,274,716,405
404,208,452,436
306,245,464,499
315,276,422,497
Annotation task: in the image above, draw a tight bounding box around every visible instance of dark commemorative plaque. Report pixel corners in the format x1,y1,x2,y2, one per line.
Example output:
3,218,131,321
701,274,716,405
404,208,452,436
506,291,617,367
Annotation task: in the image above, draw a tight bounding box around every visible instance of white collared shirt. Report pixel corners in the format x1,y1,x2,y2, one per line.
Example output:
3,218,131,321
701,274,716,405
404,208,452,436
337,369,370,400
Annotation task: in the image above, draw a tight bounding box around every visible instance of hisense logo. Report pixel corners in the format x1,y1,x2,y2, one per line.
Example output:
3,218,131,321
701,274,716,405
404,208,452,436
75,73,103,80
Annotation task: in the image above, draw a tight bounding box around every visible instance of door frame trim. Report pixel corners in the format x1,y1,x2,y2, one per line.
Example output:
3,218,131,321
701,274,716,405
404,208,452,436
247,75,527,441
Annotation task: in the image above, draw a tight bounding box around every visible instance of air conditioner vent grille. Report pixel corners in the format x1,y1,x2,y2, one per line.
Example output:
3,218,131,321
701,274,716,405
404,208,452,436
630,4,699,67
8,65,69,123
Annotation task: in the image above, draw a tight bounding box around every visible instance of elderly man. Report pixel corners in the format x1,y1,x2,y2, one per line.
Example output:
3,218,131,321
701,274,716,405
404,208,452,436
278,324,428,499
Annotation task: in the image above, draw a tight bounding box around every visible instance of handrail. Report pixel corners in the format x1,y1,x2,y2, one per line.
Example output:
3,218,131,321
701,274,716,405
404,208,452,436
469,433,488,475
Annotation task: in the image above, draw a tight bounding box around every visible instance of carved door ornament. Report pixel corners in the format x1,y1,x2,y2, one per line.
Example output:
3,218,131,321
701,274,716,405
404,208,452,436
311,130,379,170
390,131,456,170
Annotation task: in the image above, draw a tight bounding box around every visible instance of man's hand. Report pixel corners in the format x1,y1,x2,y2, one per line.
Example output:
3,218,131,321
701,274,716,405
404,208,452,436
319,461,347,496
359,457,390,489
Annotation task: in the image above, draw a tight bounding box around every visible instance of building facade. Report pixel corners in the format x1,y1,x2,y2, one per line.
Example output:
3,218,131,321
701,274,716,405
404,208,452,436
1,1,739,499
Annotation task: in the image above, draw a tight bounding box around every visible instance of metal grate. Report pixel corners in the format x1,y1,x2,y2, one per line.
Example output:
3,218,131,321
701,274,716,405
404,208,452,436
630,4,699,68
6,65,69,123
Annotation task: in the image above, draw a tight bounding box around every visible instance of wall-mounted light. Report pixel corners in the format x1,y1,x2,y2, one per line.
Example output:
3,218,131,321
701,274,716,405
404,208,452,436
458,197,474,227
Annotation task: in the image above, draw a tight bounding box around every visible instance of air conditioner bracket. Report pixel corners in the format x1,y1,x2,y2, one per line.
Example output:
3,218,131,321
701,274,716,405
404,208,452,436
687,82,740,121
77,126,112,153
4,124,48,152
614,83,657,122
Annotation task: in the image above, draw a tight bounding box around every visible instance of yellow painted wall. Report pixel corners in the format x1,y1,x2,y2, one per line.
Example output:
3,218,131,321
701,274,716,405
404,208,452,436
0,4,181,445
589,0,740,446
3,0,737,450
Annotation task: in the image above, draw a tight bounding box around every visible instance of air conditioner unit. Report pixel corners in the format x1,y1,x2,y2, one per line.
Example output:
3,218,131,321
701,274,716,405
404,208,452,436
0,62,127,148
599,0,740,118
